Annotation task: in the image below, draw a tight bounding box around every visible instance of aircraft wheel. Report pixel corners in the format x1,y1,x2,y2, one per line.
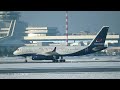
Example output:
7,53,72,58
63,59,65,62
60,59,65,62
53,60,58,63
25,60,27,63
25,57,27,63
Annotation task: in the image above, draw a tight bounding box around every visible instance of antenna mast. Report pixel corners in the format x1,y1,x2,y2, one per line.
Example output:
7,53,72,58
66,11,68,46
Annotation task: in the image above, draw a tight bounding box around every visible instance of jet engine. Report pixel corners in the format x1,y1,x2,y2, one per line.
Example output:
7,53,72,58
32,55,59,60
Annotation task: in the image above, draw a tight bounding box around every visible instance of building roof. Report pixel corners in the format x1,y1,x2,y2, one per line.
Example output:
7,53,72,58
26,27,57,30
24,35,120,41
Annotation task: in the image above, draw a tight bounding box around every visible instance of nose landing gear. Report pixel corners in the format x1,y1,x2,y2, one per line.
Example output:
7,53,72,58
25,57,28,63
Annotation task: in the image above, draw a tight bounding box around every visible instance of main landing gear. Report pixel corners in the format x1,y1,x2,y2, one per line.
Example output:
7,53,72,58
59,56,65,62
52,56,65,63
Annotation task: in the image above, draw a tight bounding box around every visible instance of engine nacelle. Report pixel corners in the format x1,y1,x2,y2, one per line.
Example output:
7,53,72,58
32,55,59,60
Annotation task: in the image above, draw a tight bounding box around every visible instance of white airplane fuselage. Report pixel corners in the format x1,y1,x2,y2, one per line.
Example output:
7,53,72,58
13,45,88,56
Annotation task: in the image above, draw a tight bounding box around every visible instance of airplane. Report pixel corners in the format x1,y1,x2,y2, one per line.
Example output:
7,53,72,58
13,26,109,62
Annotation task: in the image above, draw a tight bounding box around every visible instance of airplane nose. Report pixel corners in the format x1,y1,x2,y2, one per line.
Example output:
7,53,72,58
13,51,17,55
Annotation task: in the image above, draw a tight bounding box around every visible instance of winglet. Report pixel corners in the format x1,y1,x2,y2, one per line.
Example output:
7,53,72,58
52,47,56,52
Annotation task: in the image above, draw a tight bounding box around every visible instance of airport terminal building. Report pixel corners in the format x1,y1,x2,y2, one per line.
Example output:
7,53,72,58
23,26,120,47
0,11,28,46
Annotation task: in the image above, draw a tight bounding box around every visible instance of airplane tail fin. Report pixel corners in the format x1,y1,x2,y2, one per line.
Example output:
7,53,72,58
89,26,109,47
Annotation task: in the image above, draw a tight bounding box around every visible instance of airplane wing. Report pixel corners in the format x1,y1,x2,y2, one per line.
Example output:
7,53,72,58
36,47,59,56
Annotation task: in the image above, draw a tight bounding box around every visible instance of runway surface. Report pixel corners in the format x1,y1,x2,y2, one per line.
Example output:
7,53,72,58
0,56,120,79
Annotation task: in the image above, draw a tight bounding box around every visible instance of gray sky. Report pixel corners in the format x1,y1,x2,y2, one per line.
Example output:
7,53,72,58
20,11,120,34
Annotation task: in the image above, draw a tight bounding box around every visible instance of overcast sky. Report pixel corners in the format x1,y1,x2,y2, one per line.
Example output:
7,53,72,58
20,11,120,34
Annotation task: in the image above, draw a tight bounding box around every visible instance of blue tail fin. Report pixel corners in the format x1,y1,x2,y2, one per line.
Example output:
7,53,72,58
89,26,109,47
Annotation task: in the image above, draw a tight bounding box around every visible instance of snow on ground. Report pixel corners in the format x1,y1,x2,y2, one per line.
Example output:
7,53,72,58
0,56,120,79
0,72,120,79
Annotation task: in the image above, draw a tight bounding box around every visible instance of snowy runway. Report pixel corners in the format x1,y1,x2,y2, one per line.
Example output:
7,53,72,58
0,56,120,79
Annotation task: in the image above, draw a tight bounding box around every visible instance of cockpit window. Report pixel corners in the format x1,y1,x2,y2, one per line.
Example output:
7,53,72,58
17,48,20,51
